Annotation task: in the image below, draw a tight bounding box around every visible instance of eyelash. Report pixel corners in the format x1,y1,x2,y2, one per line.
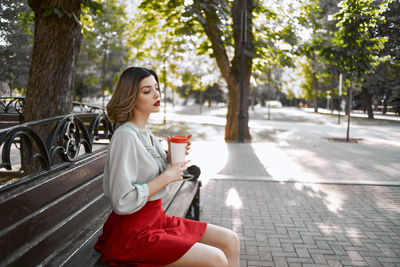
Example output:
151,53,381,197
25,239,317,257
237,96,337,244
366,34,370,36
143,88,159,94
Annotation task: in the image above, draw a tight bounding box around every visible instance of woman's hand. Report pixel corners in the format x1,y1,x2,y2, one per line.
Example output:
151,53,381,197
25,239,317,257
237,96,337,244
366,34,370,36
162,161,189,184
147,160,189,200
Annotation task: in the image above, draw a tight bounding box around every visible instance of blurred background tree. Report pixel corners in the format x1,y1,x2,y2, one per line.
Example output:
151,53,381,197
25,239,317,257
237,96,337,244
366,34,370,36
74,0,130,106
0,0,32,96
1,0,399,127
137,0,301,141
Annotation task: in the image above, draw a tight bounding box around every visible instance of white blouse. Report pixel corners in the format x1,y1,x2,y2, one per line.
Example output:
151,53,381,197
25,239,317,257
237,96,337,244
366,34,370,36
102,121,169,215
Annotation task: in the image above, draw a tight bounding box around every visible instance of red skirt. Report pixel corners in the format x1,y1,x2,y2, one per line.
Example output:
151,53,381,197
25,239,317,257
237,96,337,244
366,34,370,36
95,199,207,267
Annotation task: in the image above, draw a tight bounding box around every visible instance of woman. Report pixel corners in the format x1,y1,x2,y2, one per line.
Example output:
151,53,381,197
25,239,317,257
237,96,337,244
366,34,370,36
95,67,240,267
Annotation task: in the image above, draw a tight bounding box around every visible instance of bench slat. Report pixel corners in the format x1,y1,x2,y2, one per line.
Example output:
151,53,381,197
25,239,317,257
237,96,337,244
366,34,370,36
5,194,111,266
0,174,103,258
165,180,200,218
161,181,183,211
45,206,111,267
0,149,107,229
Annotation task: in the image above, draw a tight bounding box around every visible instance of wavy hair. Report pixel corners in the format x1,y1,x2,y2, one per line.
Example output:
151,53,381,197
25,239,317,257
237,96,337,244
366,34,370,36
106,67,159,124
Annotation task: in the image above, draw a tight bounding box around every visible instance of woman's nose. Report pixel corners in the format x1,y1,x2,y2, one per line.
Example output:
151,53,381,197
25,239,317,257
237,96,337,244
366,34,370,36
154,90,160,98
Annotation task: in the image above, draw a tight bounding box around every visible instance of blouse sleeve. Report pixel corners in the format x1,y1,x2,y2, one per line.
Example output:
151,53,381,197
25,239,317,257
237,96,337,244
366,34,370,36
107,131,149,215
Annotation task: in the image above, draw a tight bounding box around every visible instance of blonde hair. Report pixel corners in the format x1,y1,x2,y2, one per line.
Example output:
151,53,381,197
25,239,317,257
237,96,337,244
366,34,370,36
106,67,159,124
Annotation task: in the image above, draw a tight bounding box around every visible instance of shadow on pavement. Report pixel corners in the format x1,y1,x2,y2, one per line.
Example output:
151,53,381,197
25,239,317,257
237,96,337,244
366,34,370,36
217,143,270,177
200,179,400,266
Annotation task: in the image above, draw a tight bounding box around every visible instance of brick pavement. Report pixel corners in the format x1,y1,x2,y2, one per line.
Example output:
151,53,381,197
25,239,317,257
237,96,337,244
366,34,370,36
200,180,400,267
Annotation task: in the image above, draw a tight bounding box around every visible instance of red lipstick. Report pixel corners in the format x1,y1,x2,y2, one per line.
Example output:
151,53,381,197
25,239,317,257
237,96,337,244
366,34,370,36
154,100,161,106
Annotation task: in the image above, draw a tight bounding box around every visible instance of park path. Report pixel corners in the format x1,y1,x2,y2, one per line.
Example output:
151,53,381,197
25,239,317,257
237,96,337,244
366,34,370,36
150,105,400,266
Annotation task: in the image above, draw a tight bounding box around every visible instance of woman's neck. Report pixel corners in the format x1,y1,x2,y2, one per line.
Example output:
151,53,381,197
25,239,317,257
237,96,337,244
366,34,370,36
130,112,149,130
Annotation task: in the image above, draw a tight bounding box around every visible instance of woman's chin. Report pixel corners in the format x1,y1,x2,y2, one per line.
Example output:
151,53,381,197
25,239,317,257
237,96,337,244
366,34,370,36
151,106,161,113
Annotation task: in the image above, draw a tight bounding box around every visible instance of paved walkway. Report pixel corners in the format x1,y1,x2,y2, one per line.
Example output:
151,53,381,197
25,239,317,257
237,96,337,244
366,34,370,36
150,106,400,266
200,178,400,267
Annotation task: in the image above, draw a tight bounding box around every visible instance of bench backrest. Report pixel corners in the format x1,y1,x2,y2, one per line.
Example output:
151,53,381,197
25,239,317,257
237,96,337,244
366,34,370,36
0,148,111,266
0,113,23,129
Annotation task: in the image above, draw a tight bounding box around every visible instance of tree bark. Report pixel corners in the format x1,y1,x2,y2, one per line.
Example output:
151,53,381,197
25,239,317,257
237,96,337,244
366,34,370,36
383,97,388,114
23,0,82,174
312,72,318,113
197,0,253,142
26,0,82,122
361,85,374,119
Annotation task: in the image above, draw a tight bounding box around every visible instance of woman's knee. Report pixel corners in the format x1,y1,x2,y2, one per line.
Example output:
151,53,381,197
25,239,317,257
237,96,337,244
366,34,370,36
211,247,229,267
217,228,240,254
227,229,240,255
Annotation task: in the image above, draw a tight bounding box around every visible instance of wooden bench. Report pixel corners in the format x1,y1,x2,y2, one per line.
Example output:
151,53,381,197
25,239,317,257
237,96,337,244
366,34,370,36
0,147,201,266
0,113,201,266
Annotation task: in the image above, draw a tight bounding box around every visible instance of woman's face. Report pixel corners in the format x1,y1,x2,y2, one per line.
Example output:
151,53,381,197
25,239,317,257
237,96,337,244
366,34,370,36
134,75,161,115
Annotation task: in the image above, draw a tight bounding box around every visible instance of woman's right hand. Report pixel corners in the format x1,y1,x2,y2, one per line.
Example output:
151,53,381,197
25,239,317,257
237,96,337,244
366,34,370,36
147,160,190,200
162,161,189,184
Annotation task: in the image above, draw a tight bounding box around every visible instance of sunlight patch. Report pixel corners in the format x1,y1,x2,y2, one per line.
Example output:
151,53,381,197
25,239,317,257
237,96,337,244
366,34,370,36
294,183,345,214
225,187,242,209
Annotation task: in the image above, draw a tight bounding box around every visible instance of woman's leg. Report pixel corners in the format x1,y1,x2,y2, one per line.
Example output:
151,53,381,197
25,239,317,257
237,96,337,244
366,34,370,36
165,242,228,267
165,223,240,267
198,223,240,267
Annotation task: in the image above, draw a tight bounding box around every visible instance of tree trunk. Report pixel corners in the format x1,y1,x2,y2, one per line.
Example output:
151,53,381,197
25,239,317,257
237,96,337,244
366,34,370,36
312,72,318,113
251,87,256,111
383,97,388,114
345,92,350,115
225,79,240,141
198,0,253,142
25,0,82,122
346,81,353,141
8,81,13,97
100,39,109,108
23,0,82,174
361,85,374,119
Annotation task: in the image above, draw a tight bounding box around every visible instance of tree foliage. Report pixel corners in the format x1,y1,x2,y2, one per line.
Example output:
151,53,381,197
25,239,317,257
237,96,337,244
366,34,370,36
75,0,130,102
321,0,387,78
375,0,400,63
297,0,341,111
0,1,33,95
136,0,302,141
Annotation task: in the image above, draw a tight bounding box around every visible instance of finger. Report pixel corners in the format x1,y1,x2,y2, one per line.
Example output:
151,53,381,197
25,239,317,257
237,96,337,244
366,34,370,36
180,160,191,167
182,160,190,170
186,134,192,140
